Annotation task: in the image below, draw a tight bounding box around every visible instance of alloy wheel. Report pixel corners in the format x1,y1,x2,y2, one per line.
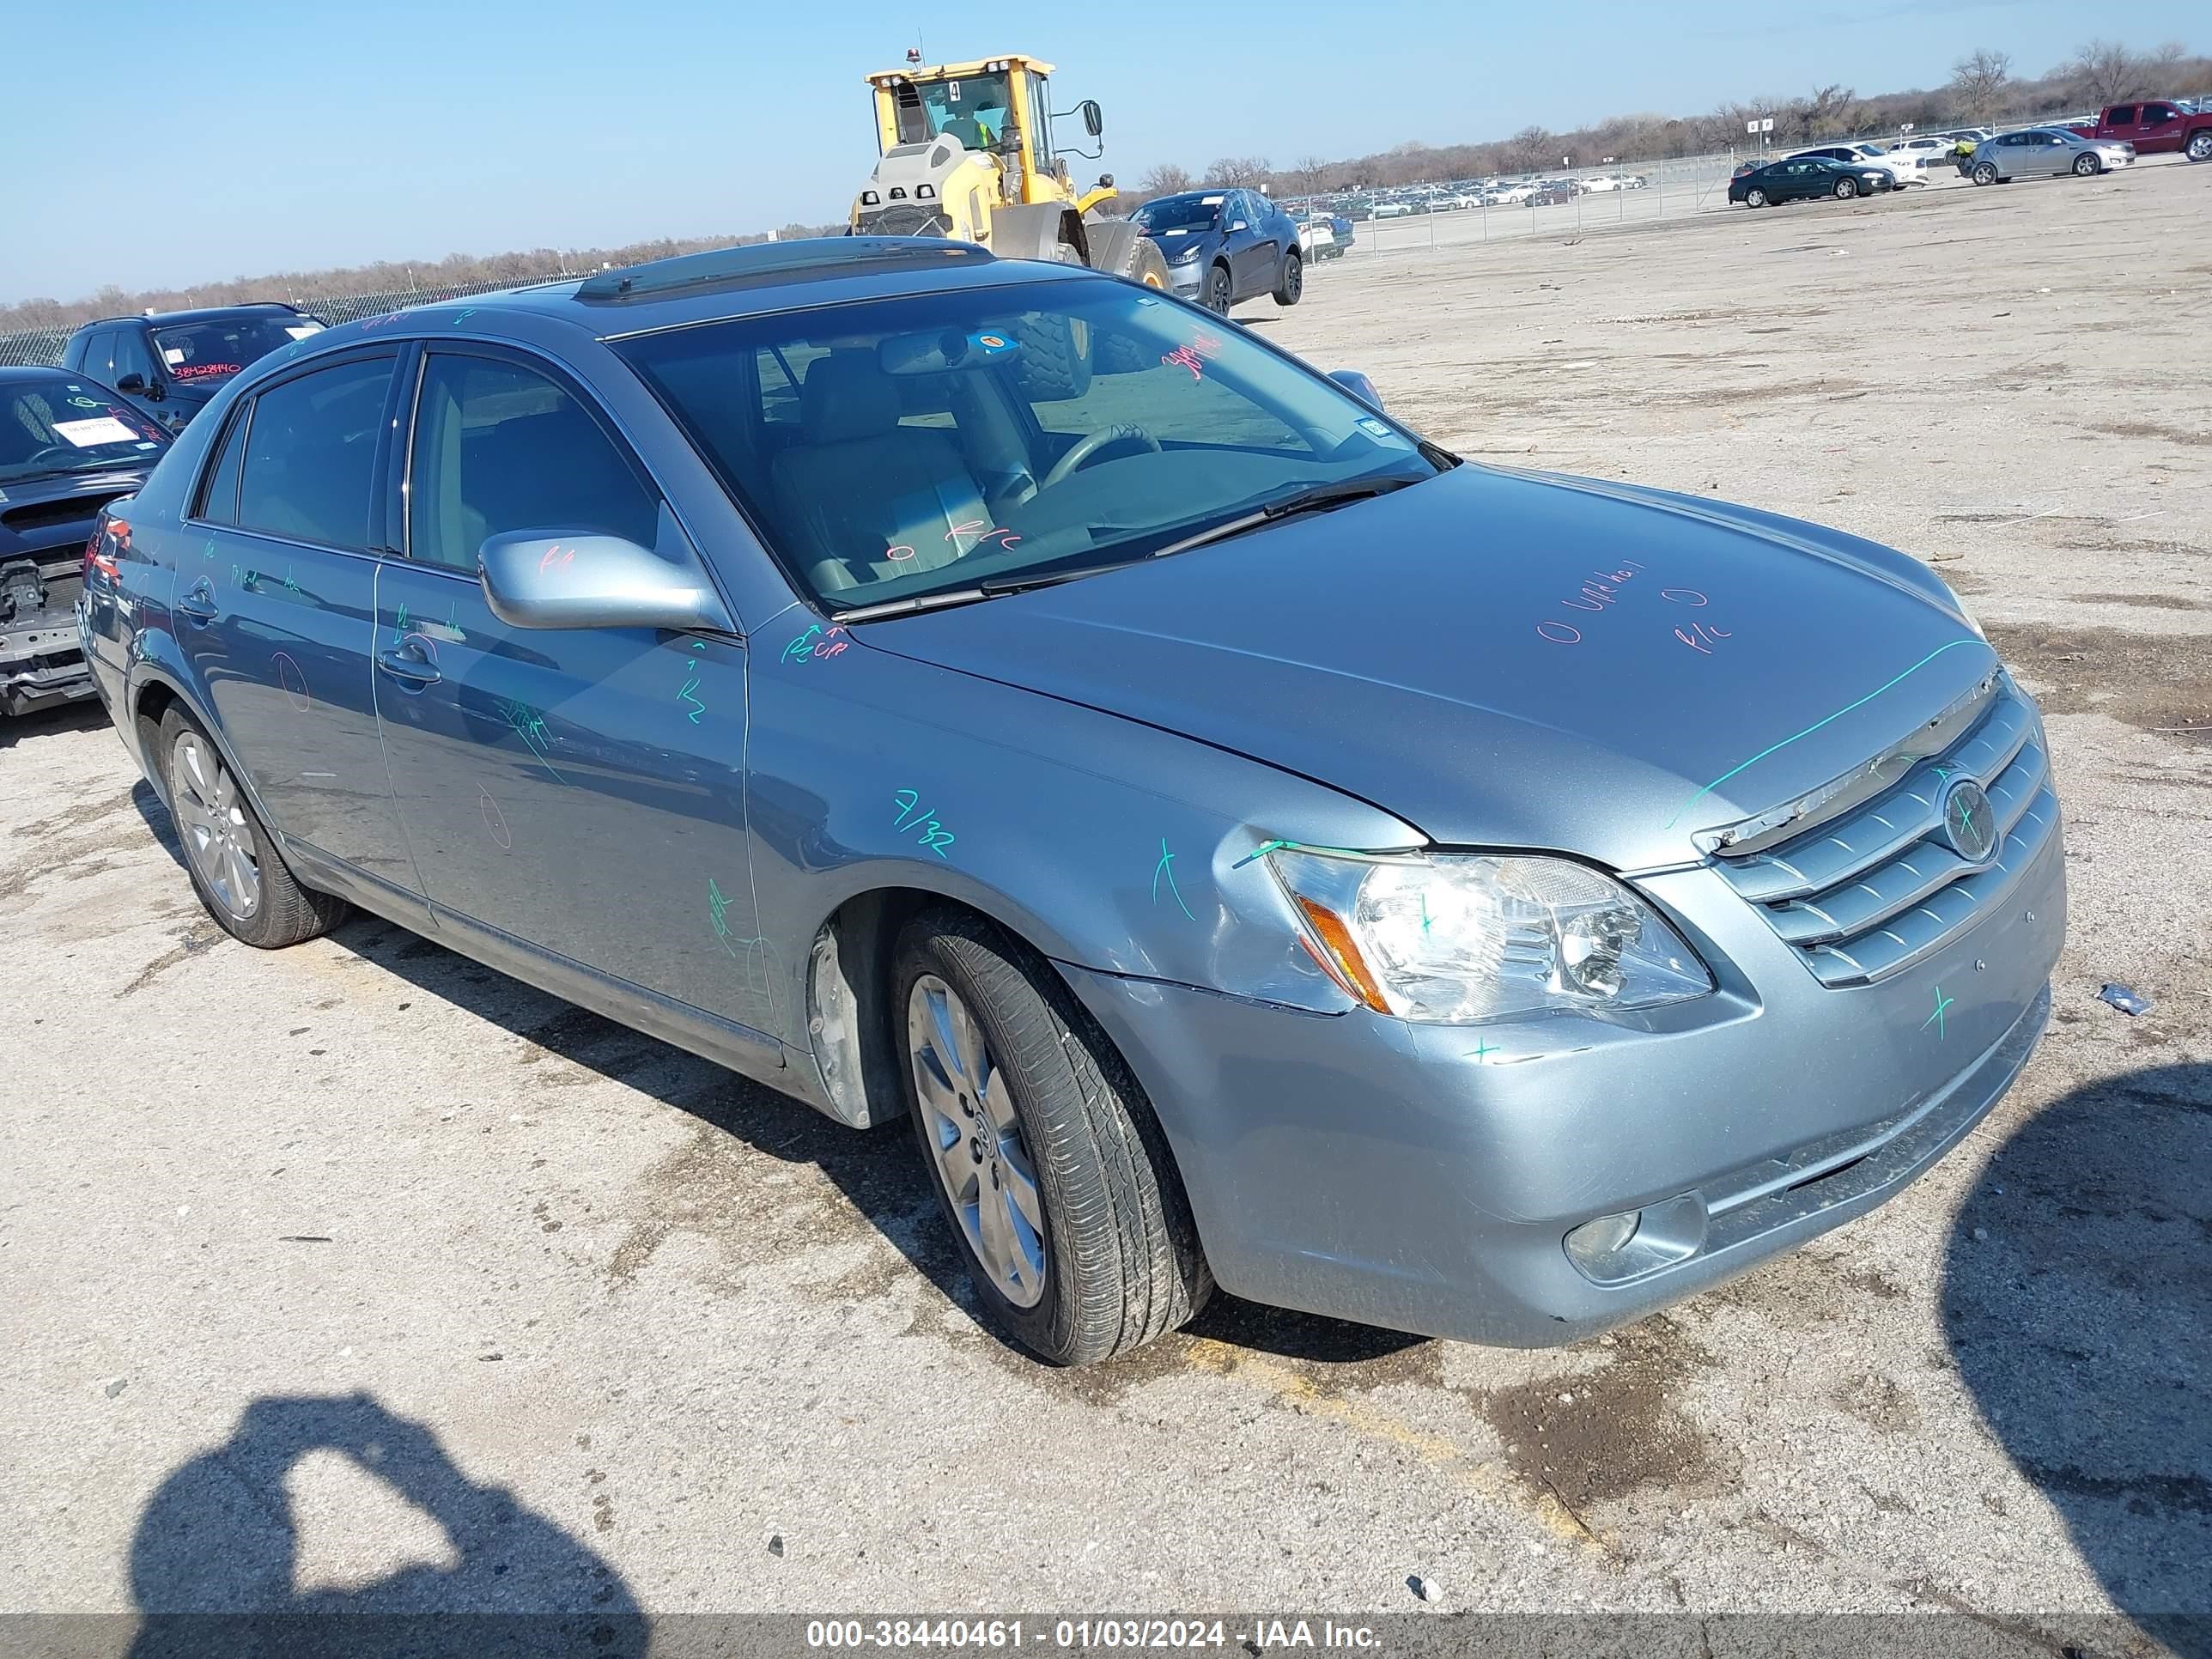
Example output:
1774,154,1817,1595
908,973,1047,1308
1746,189,1766,208
172,729,260,920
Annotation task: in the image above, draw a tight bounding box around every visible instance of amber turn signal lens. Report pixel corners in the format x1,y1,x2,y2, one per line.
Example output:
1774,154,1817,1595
1291,895,1392,1013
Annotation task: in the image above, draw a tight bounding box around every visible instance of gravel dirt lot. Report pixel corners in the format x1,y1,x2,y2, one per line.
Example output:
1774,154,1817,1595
3,159,2208,1652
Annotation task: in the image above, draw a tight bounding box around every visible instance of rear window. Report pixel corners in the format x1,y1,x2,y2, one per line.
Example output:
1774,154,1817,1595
152,315,324,386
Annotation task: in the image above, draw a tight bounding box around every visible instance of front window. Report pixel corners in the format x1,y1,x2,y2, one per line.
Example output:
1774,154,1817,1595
151,314,323,387
617,276,1443,612
0,379,167,483
902,72,1014,150
1131,195,1224,234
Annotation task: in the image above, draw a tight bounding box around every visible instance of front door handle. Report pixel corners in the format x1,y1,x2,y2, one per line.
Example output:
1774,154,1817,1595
374,643,441,686
175,580,217,624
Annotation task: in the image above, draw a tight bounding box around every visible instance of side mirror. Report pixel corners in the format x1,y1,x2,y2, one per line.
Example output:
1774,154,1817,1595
479,529,733,634
1228,220,1249,234
1328,368,1384,411
1081,99,1103,138
114,373,148,393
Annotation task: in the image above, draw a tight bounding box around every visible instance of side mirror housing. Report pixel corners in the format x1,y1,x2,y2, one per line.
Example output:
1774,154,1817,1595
479,529,734,634
114,373,148,393
1081,99,1103,138
1328,368,1384,411
1227,220,1249,234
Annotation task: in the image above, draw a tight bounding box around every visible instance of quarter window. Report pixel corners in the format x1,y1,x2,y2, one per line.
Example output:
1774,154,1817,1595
236,356,394,550
406,354,659,572
198,406,250,524
77,331,114,381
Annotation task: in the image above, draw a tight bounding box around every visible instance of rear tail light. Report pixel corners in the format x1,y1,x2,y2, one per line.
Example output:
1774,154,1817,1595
86,515,124,581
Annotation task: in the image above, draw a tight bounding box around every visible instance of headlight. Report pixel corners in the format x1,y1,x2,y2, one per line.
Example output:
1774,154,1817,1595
1267,848,1713,1024
1162,240,1201,264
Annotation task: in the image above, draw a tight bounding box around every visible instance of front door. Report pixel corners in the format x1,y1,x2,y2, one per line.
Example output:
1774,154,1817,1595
178,349,420,896
369,346,775,1045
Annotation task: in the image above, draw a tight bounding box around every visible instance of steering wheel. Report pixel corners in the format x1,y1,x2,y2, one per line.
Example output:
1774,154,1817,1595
1042,423,1161,489
26,445,82,468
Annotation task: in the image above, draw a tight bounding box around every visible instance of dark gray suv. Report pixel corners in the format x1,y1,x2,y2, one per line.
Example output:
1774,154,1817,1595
63,303,325,433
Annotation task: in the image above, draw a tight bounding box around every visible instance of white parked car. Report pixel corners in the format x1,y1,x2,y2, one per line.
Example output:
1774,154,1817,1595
1790,143,1925,186
1296,218,1340,259
1371,200,1414,219
1578,174,1621,192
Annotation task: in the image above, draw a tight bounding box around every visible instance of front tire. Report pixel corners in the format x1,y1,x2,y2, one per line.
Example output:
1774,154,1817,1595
1833,177,1858,199
896,908,1210,1365
160,707,346,948
1273,249,1304,307
2073,153,2100,176
1202,262,1233,316
2188,131,2212,162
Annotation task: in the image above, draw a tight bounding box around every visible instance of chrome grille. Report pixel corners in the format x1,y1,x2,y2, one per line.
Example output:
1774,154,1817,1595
1713,679,2057,986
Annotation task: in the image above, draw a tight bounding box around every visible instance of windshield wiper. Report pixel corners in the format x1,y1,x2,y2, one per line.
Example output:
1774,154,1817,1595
1143,475,1420,562
832,477,1424,623
833,558,1152,623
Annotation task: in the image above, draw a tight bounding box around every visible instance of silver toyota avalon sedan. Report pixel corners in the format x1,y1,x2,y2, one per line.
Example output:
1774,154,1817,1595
81,240,2065,1364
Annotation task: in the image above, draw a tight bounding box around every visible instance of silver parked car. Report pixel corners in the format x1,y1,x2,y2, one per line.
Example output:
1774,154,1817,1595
1969,127,2135,184
81,240,2066,1366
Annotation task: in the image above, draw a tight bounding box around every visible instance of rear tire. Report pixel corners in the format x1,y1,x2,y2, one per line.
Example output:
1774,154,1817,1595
159,707,346,949
1273,249,1304,307
1972,162,1998,185
1745,188,1768,208
895,908,1211,1366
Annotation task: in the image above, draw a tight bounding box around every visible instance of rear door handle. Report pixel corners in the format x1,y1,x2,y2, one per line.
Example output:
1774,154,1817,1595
374,644,441,687
175,580,217,624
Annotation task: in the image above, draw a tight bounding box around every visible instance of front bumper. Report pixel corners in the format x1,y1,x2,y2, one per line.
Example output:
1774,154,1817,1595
1164,260,1205,295
1060,810,2065,1346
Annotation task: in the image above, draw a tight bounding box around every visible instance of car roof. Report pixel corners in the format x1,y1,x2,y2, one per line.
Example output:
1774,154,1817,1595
70,302,301,334
296,238,1104,348
0,363,77,385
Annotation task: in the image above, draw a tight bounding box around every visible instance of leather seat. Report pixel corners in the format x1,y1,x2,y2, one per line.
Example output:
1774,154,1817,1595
769,351,990,592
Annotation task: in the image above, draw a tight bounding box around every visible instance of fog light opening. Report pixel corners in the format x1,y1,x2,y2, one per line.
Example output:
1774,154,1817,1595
1565,1210,1641,1270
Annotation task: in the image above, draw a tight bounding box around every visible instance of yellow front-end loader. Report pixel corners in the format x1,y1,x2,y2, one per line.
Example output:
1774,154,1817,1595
850,52,1170,289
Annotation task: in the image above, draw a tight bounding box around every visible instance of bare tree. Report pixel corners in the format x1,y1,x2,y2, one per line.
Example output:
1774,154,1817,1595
1948,49,2013,121
2068,39,2145,105
1137,162,1193,197
1201,155,1273,188
1291,154,1330,194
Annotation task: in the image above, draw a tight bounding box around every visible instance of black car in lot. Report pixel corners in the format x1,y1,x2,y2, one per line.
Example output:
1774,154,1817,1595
0,367,169,716
61,302,325,433
1729,155,1896,206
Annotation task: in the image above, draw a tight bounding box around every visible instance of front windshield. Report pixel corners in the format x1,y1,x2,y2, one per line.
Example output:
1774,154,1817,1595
616,276,1441,612
1132,196,1224,234
151,314,321,386
915,72,1012,149
0,379,167,483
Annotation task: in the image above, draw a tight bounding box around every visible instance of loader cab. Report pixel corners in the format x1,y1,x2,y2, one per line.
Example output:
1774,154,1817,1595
867,55,1097,207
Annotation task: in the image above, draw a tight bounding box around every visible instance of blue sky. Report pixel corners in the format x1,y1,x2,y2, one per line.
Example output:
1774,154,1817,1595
7,0,2199,303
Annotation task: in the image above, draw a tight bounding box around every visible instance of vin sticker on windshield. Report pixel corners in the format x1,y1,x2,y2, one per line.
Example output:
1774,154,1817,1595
1356,416,1406,443
53,416,137,447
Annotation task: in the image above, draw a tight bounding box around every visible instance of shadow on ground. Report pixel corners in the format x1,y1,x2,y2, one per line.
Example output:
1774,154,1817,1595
1945,1060,2211,1658
0,698,108,750
126,1393,644,1657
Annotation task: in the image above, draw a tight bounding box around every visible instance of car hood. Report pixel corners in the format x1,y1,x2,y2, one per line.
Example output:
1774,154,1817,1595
864,465,1996,872
0,465,159,557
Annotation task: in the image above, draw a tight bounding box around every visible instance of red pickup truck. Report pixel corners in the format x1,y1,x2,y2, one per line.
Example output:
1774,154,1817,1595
2069,100,2212,161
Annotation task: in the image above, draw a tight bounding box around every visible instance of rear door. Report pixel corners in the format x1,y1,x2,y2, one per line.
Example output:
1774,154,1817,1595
1225,193,1270,296
368,344,776,1048
178,349,420,896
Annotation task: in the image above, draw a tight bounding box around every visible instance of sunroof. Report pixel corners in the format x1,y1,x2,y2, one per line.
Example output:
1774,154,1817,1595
575,238,994,303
